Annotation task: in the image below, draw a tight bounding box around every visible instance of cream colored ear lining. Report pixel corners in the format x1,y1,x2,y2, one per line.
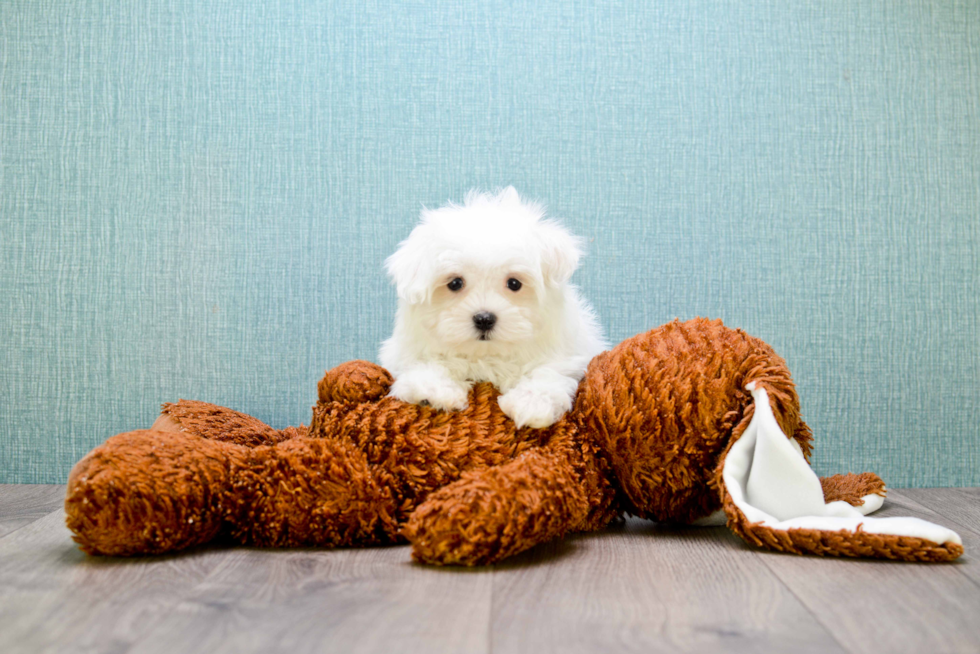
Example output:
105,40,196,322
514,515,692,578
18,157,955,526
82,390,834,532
720,383,962,547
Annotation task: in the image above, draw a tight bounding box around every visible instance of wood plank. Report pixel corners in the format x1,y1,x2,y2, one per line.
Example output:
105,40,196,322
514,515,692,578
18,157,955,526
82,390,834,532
123,545,492,654
490,518,846,654
0,484,67,539
754,488,980,654
0,510,231,654
901,488,980,538
884,488,980,591
1,487,978,653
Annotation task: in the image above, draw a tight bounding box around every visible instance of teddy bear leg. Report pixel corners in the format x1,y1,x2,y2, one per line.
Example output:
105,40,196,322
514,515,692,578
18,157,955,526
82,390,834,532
403,445,600,566
66,430,245,556
230,437,401,548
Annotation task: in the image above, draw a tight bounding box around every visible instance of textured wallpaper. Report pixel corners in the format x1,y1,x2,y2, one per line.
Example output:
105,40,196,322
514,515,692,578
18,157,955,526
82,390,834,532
1,1,978,485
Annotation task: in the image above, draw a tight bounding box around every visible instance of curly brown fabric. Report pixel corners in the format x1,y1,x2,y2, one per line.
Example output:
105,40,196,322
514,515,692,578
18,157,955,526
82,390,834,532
64,318,961,564
160,400,304,446
404,438,599,565
577,318,809,524
67,374,618,561
65,429,400,555
820,472,887,506
720,485,963,562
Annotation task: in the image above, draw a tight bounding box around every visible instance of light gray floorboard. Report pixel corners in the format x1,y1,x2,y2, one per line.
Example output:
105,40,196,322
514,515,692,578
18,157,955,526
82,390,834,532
1,485,978,654
903,488,980,537
490,520,847,654
0,510,231,654
753,489,980,654
888,488,980,591
0,484,66,538
125,546,491,654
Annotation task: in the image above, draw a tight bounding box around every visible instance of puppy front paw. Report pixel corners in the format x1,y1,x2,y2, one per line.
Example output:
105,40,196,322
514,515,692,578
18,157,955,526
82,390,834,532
389,368,470,412
498,381,574,429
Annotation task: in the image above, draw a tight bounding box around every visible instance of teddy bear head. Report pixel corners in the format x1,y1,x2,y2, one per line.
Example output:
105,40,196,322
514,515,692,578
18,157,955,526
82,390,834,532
574,318,808,524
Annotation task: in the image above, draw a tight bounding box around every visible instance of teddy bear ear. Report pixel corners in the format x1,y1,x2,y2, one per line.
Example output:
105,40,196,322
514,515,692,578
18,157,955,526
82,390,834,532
385,227,436,304
535,219,584,287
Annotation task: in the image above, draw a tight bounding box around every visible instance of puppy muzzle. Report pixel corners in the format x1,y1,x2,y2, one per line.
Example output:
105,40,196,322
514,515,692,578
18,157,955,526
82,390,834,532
473,312,497,339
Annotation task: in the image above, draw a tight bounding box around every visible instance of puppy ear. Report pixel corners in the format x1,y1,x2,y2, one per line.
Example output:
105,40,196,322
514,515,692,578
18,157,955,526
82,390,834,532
385,228,435,304
535,219,583,287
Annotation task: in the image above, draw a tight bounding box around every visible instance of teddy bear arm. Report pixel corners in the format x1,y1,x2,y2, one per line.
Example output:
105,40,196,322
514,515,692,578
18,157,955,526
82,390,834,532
158,400,294,446
317,360,393,404
403,443,595,566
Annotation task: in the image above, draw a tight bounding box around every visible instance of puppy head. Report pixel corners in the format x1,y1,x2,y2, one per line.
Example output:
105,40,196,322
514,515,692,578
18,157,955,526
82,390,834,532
385,187,584,348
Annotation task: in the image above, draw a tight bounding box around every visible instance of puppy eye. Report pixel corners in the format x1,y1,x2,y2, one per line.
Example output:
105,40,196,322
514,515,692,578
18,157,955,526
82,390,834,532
447,277,464,292
507,278,522,292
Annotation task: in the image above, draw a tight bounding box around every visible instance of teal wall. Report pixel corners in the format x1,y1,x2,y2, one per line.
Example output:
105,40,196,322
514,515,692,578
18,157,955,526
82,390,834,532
2,1,978,486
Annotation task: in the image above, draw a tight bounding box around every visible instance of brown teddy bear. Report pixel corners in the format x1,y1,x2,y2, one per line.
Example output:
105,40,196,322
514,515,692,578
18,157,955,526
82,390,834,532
64,318,962,564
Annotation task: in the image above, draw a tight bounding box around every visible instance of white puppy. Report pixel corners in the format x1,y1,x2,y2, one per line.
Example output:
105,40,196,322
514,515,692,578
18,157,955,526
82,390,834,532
380,187,607,428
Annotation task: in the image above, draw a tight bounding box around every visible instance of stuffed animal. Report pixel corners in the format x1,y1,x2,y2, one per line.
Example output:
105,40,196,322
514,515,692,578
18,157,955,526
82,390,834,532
65,318,963,564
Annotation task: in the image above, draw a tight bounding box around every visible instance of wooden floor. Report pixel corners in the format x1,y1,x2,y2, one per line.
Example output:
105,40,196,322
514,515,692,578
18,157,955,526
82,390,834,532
1,485,978,653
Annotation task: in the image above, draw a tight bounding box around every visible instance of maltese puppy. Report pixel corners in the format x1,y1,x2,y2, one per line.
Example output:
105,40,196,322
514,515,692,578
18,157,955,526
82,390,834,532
380,187,607,428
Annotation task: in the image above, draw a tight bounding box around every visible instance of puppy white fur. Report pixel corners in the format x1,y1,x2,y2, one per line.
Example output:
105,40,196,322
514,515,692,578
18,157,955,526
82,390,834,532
380,187,607,428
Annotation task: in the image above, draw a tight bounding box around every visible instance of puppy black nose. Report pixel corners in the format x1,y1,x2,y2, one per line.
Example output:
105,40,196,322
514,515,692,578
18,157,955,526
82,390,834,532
473,311,497,332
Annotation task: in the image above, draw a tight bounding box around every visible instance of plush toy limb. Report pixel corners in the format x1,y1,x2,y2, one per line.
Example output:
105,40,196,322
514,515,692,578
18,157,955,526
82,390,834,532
158,400,304,446
719,383,963,562
65,429,399,555
231,436,399,548
819,472,886,511
150,413,182,433
140,359,390,448
66,430,244,555
318,360,393,404
403,440,606,566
